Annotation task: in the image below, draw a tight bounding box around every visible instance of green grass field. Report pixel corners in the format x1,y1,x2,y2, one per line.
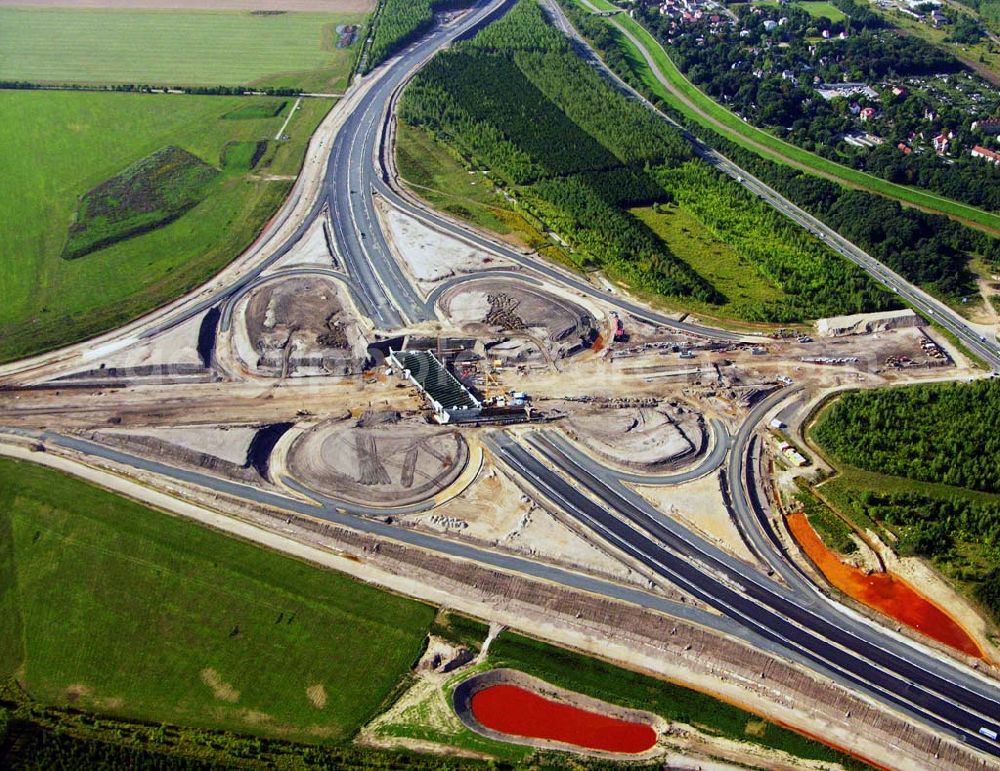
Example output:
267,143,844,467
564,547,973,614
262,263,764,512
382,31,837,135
0,90,331,362
632,203,786,316
0,457,434,742
0,7,366,92
755,0,847,22
571,0,1000,235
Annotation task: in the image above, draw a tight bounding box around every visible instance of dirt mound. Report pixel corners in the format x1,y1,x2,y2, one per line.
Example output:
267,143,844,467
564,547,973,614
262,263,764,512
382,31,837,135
567,403,705,469
439,279,595,359
236,276,365,377
287,419,469,506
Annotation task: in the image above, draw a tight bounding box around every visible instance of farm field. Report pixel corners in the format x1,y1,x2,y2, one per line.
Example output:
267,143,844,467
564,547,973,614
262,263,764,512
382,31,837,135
0,457,434,742
0,90,330,362
0,6,366,92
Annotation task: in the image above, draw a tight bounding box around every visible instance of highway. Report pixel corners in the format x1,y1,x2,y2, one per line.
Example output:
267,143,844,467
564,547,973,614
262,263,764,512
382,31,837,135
2,0,1000,763
10,418,1000,759
492,431,1000,758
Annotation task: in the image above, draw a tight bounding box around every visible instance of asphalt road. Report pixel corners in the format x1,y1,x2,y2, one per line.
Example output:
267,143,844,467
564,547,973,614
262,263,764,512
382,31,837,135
494,431,1000,758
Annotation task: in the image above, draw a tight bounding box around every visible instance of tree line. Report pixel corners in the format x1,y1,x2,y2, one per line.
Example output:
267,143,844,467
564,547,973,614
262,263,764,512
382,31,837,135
556,0,1000,299
365,0,473,72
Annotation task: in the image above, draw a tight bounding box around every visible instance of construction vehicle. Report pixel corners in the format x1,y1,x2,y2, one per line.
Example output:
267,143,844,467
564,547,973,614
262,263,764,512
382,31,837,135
610,312,628,342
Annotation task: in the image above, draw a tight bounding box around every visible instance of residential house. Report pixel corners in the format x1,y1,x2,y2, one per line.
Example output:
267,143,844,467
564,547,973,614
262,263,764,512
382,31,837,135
971,145,1000,164
972,118,1000,135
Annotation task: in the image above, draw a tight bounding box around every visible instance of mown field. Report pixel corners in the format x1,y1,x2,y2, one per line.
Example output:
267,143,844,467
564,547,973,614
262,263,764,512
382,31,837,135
809,380,1000,625
754,0,847,22
0,7,365,92
0,90,331,362
398,0,893,324
0,457,434,742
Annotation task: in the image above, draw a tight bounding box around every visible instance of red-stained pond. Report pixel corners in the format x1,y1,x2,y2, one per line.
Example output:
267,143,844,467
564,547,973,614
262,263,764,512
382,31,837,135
470,684,657,754
787,513,983,659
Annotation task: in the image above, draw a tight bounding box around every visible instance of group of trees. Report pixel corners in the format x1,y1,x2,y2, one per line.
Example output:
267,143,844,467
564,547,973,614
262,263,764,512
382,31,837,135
642,1,1000,213
366,0,471,71
838,488,1000,621
402,0,719,303
721,141,995,297
555,0,1000,299
404,0,896,320
954,0,1000,33
654,162,899,321
814,378,1000,494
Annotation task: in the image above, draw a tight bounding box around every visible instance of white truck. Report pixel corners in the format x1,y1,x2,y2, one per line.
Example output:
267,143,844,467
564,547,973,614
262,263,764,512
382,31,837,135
979,726,999,741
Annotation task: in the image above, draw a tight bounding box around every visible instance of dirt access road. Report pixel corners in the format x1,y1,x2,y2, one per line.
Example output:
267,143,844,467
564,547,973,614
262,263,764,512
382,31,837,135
0,0,375,10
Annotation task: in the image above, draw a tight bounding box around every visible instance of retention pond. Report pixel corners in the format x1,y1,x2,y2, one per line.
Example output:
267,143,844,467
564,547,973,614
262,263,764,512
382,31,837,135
454,669,659,755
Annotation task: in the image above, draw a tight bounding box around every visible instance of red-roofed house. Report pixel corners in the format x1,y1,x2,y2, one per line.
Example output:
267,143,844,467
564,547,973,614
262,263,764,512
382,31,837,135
972,145,1000,164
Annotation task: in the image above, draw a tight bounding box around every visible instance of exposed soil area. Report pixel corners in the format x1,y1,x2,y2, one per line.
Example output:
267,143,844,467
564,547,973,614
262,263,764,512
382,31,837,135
236,275,365,377
786,513,984,659
286,416,469,506
439,279,596,361
564,401,703,469
380,202,511,292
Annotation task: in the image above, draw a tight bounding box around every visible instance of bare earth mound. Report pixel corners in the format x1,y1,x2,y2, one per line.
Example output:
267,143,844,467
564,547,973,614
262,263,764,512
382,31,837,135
287,419,469,506
237,275,365,377
439,278,595,360
567,403,704,469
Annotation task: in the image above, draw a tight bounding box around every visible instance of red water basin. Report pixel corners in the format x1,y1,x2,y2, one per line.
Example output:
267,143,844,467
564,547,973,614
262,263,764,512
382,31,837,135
787,513,983,659
470,684,656,754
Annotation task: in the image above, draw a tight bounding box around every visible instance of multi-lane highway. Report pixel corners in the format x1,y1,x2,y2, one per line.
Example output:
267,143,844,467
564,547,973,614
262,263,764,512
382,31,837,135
3,0,1000,764
492,431,1000,758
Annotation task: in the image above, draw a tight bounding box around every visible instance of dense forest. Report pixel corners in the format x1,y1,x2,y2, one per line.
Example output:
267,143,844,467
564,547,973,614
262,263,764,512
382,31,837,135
366,0,472,71
402,0,894,319
813,379,1000,493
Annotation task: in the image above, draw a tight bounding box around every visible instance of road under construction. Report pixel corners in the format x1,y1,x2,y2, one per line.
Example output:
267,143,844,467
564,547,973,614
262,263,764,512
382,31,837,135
2,0,1000,768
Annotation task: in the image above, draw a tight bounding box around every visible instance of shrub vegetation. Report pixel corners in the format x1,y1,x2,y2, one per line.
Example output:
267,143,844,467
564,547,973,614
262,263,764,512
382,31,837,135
64,146,219,260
